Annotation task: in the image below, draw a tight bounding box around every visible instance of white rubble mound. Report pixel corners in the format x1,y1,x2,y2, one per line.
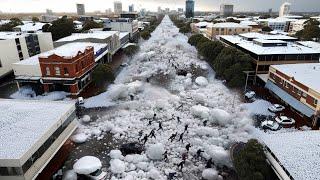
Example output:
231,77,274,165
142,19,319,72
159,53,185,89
202,168,219,180
62,170,77,180
81,115,91,123
147,168,162,179
209,109,232,125
109,149,124,159
146,143,165,160
191,105,210,119
110,159,126,174
71,133,88,144
73,156,102,175
195,76,209,87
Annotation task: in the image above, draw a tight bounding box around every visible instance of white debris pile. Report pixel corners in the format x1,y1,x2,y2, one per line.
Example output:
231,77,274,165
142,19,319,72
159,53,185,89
73,156,102,175
10,86,70,101
81,115,91,123
71,133,88,144
202,168,220,180
79,16,253,179
146,143,165,160
62,170,77,180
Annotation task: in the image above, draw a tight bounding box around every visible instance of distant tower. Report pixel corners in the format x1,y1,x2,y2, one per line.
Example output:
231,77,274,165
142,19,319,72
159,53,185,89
129,4,134,12
279,2,291,17
46,9,53,15
158,6,162,14
114,1,123,15
185,0,194,18
76,4,85,16
220,4,233,17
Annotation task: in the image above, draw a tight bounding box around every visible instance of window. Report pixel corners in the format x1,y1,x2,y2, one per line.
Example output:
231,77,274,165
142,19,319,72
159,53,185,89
45,67,50,75
81,61,85,69
302,92,307,98
55,67,60,75
314,99,318,106
285,81,289,88
242,28,246,31
64,68,69,75
297,89,302,96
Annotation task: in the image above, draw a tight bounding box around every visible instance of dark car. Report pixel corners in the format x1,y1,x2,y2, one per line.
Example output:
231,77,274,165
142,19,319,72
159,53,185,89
120,142,144,155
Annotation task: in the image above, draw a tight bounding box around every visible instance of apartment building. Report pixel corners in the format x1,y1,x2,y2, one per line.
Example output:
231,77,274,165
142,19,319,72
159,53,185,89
13,42,108,95
289,19,307,34
205,22,251,40
266,63,320,120
220,4,234,17
0,99,77,180
191,22,212,34
219,33,319,74
0,32,53,79
55,31,120,62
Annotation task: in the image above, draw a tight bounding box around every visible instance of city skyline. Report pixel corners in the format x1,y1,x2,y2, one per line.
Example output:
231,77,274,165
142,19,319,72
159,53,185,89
0,0,320,13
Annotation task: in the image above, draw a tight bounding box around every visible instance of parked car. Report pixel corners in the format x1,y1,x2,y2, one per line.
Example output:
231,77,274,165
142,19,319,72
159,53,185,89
244,91,255,100
261,120,280,131
73,156,107,180
268,104,285,112
77,97,84,105
275,116,295,125
120,63,128,67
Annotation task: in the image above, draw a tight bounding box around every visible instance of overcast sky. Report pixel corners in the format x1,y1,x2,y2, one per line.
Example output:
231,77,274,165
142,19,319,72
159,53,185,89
0,0,319,13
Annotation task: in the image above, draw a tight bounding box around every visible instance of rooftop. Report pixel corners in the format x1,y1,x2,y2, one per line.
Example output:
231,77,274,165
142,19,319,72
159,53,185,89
271,63,320,92
56,31,118,42
15,22,46,32
0,99,75,160
15,42,107,65
207,22,250,28
298,41,320,53
239,32,297,41
258,130,320,180
0,31,48,40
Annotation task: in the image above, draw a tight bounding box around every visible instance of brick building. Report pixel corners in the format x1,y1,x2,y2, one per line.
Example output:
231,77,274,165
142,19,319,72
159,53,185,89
13,42,108,95
266,63,320,123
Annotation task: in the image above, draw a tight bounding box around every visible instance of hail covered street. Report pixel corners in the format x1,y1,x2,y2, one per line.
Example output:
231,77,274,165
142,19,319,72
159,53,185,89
67,15,253,180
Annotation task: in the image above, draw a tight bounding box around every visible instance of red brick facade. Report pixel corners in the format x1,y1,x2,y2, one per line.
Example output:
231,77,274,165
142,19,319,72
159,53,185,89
39,47,95,95
270,71,317,108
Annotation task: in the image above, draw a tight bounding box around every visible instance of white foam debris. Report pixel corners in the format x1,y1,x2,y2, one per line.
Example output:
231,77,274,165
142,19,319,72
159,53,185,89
81,115,91,123
146,143,165,160
195,76,209,87
191,105,210,119
73,156,102,175
110,159,126,174
202,168,220,180
71,133,88,144
109,149,124,159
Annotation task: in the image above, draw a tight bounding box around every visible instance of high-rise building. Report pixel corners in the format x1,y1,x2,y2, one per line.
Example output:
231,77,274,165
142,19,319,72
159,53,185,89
46,9,53,15
129,4,134,12
220,4,233,17
178,8,184,14
114,1,123,15
76,4,85,16
158,7,162,14
185,0,194,18
279,2,291,17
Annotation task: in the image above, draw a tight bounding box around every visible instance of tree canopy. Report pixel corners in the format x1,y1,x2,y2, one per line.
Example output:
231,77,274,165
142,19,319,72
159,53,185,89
32,17,40,22
123,45,139,57
295,19,320,41
82,20,103,32
92,64,114,89
45,16,75,41
0,17,23,31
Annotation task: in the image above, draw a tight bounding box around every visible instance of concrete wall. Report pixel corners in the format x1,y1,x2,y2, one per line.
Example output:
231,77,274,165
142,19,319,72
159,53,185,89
12,62,42,77
0,39,20,78
37,33,54,53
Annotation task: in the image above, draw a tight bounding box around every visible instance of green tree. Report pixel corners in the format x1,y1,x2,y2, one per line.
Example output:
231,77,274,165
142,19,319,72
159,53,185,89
233,139,270,180
197,41,224,63
261,26,273,32
92,64,114,88
0,17,23,31
42,23,51,32
195,36,210,49
32,17,40,22
82,20,103,31
47,16,75,41
188,34,205,47
295,19,320,41
140,31,151,40
123,45,139,57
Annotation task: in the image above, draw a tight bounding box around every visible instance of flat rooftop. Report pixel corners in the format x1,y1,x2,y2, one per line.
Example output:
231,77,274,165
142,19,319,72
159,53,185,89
271,63,320,93
15,22,46,32
15,42,107,66
239,32,298,41
0,99,75,160
258,130,320,180
56,31,118,42
298,41,320,53
0,31,49,40
207,22,251,28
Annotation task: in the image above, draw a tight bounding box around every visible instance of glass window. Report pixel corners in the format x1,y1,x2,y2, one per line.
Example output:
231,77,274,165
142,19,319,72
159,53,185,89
302,92,307,98
46,67,50,75
314,99,318,106
64,68,69,75
55,67,60,75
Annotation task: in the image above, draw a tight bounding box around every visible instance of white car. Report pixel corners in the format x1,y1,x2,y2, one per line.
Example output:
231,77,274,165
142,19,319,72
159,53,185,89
77,97,84,105
86,169,107,180
268,104,285,112
244,91,255,99
261,120,280,131
275,116,295,125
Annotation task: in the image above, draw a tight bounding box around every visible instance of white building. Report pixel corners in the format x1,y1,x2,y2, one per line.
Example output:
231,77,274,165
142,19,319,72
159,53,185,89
279,2,291,17
114,1,123,15
13,22,47,33
0,32,53,79
289,19,307,34
220,4,234,17
104,18,139,41
0,99,77,180
76,4,85,16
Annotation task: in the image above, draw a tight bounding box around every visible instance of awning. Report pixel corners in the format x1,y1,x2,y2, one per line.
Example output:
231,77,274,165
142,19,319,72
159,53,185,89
265,80,315,117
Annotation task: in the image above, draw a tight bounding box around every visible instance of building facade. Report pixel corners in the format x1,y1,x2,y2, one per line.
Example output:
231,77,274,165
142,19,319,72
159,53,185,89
220,4,234,17
0,32,53,79
104,19,139,42
0,99,77,180
266,63,320,121
129,4,134,12
39,46,95,95
185,0,194,18
114,1,123,15
76,4,85,16
205,23,251,40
